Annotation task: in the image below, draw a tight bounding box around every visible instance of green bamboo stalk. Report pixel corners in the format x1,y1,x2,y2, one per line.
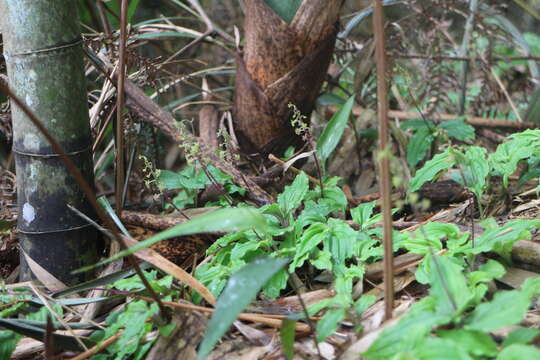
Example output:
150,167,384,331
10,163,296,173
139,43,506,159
0,0,98,284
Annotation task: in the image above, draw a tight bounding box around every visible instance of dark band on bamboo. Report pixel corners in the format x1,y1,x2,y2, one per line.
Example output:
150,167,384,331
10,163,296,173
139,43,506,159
12,145,92,158
4,37,83,58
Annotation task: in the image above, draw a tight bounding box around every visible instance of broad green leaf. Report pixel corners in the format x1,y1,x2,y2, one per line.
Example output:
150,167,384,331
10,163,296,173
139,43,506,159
25,304,63,322
439,118,475,141
521,277,540,297
437,329,497,357
197,258,289,360
502,327,540,347
451,146,489,200
489,137,535,188
409,148,455,192
351,201,377,229
111,270,174,294
305,178,348,214
280,319,296,360
407,128,434,169
316,308,345,342
317,95,355,165
354,294,377,314
230,241,263,261
158,166,210,190
0,330,19,360
403,223,459,255
510,129,540,143
364,297,450,359
465,288,533,332
263,269,289,299
311,250,332,270
316,186,348,213
297,200,333,228
77,207,267,271
423,254,472,316
101,300,156,360
472,219,540,259
420,222,461,240
0,303,26,318
277,172,309,215
497,344,540,360
518,167,540,188
324,219,357,273
262,0,302,24
414,337,473,360
335,276,354,296
468,259,506,286
290,223,327,270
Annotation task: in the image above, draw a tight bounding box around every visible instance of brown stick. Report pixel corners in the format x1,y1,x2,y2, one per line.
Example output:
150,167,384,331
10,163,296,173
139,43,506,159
66,332,122,360
115,0,128,214
373,0,394,321
334,105,539,130
136,295,312,333
198,78,220,150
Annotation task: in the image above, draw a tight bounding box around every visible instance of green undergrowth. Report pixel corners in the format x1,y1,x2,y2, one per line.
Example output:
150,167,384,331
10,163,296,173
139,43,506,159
2,127,540,359
191,167,540,357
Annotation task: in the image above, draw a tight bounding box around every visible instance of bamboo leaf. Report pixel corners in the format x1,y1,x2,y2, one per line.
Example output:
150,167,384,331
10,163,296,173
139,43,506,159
197,258,289,360
98,196,130,236
0,319,94,351
76,207,268,271
0,331,19,360
127,0,140,23
317,95,355,165
280,319,296,360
